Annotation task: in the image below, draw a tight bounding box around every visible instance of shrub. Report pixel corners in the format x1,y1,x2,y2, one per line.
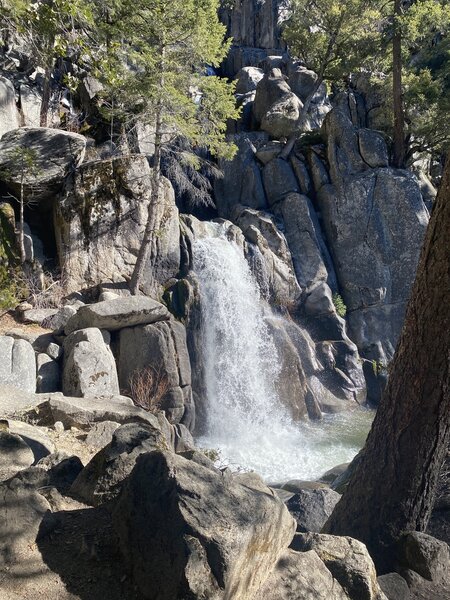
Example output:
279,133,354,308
127,366,169,414
332,293,347,318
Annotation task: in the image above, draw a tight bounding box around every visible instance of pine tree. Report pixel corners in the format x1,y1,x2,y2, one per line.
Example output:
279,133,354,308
91,0,239,294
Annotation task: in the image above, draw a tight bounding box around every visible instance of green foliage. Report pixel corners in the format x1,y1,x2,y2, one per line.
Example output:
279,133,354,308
1,0,94,67
332,293,347,318
283,0,382,81
91,0,239,159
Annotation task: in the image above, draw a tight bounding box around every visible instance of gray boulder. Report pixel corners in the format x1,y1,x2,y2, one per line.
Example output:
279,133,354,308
255,140,283,165
214,132,268,218
254,69,303,139
11,451,83,493
258,549,349,599
21,308,58,326
19,84,42,128
46,342,63,361
85,420,120,448
398,531,450,583
287,63,327,104
358,129,389,168
291,532,386,600
286,488,342,533
0,336,36,393
0,431,34,481
36,353,60,393
261,93,303,139
55,156,180,295
263,158,300,206
41,305,77,335
273,193,335,291
304,282,335,316
266,317,310,420
118,319,193,425
0,77,20,138
235,206,301,305
113,450,296,600
0,480,50,566
0,384,44,417
235,66,264,94
290,153,314,196
0,127,86,201
7,419,55,463
62,328,119,397
377,573,410,600
64,296,169,335
71,422,170,506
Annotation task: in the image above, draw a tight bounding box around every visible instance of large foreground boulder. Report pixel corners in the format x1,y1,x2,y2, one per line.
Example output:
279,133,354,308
113,450,296,600
71,423,170,506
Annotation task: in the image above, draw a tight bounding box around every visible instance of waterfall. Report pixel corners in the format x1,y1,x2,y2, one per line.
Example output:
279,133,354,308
193,226,372,482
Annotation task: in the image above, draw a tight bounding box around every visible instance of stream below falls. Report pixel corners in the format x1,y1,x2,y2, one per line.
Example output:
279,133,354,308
193,227,374,483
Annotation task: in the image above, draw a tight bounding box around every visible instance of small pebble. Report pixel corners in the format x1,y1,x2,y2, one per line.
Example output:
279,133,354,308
54,421,65,433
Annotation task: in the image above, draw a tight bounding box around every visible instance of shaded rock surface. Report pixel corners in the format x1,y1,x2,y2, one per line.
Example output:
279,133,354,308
286,488,342,533
0,127,86,202
119,319,194,426
113,449,296,600
71,422,170,506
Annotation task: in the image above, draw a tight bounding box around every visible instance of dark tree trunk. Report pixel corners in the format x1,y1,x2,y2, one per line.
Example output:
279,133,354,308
392,0,406,168
323,158,450,573
40,65,51,128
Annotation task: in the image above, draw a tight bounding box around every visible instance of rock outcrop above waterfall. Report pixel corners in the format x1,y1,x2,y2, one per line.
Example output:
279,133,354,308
0,127,86,202
54,155,180,295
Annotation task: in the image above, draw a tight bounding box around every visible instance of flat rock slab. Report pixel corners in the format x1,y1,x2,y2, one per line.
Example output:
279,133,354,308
34,393,161,431
21,308,58,325
64,297,169,334
0,384,44,417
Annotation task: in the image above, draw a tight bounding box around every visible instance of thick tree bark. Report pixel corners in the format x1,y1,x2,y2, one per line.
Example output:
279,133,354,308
323,158,450,573
392,0,406,168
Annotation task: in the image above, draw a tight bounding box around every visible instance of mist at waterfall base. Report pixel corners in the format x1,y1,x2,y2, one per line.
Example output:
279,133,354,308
193,230,373,483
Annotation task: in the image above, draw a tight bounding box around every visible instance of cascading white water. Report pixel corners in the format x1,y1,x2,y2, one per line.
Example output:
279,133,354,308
193,227,372,482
